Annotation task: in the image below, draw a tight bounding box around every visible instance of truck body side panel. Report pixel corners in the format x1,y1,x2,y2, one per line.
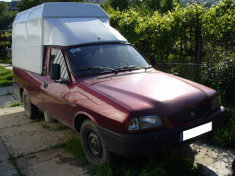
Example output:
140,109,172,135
13,67,45,111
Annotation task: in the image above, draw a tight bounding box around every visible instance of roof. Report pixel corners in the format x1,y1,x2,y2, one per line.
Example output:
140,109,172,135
14,2,109,23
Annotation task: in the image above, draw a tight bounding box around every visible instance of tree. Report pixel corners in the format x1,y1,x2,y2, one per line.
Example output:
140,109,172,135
0,2,17,30
105,0,179,13
0,1,9,16
109,0,129,11
18,0,85,12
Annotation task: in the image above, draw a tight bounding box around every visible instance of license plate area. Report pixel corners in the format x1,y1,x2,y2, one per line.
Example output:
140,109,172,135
180,122,212,142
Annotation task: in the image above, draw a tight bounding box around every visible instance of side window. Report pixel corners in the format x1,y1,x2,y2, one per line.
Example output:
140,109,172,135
50,48,69,80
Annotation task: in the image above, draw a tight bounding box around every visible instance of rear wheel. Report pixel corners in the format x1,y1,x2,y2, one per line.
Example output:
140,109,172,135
22,91,38,119
80,119,110,164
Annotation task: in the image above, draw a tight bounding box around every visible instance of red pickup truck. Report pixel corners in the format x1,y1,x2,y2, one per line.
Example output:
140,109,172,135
12,3,224,164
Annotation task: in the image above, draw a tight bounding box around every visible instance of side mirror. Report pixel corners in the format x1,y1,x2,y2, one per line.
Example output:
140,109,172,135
50,64,60,80
150,53,156,67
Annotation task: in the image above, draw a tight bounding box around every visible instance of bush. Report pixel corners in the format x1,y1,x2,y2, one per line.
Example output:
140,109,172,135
200,56,235,106
109,0,234,63
206,108,235,149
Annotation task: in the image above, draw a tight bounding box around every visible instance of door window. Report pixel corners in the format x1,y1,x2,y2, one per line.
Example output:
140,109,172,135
50,48,69,80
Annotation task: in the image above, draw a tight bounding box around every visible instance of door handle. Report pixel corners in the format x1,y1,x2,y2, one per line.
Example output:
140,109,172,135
44,82,48,89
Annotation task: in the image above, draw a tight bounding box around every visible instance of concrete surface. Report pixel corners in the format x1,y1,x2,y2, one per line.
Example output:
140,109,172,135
1,121,72,157
0,86,88,176
16,148,86,176
0,86,18,108
0,138,17,176
191,142,235,176
0,86,13,96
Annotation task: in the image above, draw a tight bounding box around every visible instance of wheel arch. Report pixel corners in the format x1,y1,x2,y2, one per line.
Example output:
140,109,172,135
19,87,24,102
73,112,97,133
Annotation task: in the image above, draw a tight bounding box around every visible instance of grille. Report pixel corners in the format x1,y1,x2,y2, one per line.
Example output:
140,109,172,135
168,104,210,123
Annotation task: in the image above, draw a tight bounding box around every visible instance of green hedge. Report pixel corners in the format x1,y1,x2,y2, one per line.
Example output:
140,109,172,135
0,66,12,87
0,31,12,62
109,0,234,62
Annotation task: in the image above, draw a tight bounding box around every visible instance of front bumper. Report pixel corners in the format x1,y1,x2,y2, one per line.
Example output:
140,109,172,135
97,106,225,157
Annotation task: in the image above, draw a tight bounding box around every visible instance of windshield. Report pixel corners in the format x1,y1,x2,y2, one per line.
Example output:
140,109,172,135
67,44,150,76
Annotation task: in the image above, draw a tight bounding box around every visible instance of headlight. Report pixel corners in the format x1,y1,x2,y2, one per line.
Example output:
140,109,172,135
211,96,221,111
128,115,162,131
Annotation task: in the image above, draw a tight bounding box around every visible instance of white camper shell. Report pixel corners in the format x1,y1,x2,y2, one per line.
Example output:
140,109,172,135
12,2,127,74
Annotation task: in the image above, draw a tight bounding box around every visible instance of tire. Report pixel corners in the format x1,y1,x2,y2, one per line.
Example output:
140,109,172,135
22,91,38,119
80,119,110,165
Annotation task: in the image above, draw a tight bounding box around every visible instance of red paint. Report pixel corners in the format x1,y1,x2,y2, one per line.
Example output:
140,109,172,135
13,46,219,134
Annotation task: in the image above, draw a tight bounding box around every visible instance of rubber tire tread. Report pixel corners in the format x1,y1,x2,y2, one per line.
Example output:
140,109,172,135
80,119,110,165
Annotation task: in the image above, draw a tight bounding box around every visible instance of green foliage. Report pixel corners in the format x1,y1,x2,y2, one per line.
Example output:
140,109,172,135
206,108,235,149
64,137,205,176
201,56,235,106
64,137,88,166
202,0,235,41
0,31,12,61
10,102,23,107
109,0,234,63
109,0,129,11
88,154,205,176
0,66,12,87
0,2,17,30
104,0,179,13
18,0,85,11
0,1,8,14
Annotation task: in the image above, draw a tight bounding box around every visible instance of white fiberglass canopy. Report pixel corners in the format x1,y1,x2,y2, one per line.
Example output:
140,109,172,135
12,2,127,74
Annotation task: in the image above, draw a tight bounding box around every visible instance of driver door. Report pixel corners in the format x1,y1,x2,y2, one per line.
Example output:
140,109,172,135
42,47,71,123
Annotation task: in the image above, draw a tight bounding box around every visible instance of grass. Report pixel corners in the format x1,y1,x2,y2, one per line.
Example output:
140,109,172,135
54,124,69,131
0,65,12,87
206,107,235,149
64,137,206,176
10,102,23,107
0,56,12,64
42,123,69,131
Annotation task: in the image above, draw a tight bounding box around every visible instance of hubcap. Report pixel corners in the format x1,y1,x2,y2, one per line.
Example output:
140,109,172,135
87,132,102,158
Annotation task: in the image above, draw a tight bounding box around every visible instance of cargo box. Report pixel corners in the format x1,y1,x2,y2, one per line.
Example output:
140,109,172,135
12,2,127,74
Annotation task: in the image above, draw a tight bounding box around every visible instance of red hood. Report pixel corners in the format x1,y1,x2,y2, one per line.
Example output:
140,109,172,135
82,70,216,116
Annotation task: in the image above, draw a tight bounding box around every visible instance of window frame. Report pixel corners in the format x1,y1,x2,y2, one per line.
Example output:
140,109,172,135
49,47,71,82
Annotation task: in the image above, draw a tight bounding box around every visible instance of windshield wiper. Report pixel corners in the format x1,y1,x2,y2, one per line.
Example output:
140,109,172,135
116,65,151,71
76,66,117,73
76,65,151,76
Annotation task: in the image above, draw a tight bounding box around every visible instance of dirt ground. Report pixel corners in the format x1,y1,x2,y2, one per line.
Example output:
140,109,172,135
0,86,234,176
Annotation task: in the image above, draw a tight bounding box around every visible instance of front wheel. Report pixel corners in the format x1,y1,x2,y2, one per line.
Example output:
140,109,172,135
80,119,110,164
